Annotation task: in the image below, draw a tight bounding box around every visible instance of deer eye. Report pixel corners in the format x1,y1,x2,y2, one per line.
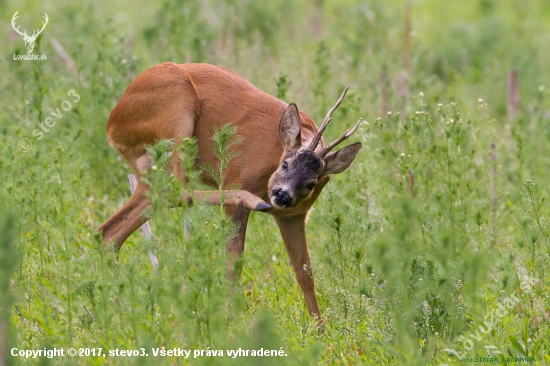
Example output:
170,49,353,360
282,161,288,170
305,182,316,190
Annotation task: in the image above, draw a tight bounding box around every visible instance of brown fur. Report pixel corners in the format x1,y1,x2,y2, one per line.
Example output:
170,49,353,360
98,62,361,326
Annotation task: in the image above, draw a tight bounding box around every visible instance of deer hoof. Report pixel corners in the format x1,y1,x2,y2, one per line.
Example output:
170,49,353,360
255,202,271,212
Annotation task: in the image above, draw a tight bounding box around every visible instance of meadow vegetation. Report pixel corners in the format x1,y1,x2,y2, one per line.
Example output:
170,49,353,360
1,0,550,364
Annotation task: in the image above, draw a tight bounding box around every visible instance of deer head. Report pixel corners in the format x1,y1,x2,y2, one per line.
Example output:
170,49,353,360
268,87,362,211
11,11,49,54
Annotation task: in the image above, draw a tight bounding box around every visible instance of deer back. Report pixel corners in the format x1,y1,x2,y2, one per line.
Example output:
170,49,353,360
106,62,322,199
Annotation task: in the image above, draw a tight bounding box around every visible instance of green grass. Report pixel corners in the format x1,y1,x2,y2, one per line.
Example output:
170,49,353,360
1,0,550,364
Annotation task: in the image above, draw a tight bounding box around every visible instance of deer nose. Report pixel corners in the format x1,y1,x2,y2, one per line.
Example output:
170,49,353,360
272,188,292,207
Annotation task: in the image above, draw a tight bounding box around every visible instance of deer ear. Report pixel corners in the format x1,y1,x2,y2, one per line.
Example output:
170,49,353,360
279,104,302,150
323,142,362,175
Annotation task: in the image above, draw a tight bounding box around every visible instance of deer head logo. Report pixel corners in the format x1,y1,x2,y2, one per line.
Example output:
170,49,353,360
11,11,49,54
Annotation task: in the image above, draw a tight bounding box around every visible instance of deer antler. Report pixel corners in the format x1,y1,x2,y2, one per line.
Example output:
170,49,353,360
307,86,362,157
30,13,49,39
307,86,349,152
11,11,28,37
318,118,362,158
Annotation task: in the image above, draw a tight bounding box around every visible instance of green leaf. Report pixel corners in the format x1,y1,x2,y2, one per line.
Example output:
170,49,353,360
509,336,528,357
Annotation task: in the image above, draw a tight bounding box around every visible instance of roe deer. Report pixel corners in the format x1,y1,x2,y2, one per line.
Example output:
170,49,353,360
98,62,362,325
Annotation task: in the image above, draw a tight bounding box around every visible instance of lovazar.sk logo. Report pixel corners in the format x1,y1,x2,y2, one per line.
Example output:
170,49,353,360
12,11,48,61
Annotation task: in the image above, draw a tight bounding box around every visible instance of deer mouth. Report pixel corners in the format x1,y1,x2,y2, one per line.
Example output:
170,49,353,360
270,187,293,208
270,196,287,209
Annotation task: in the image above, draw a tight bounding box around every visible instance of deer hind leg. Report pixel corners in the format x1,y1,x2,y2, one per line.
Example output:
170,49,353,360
98,145,188,251
99,62,200,250
98,181,150,251
98,149,153,251
99,152,270,251
182,190,271,212
98,110,196,251
274,214,322,325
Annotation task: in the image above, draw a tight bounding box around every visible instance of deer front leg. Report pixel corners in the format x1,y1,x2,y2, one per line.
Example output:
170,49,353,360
274,214,322,325
224,206,250,281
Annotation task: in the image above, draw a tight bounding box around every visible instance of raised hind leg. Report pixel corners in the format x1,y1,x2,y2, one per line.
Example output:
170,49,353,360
98,150,271,253
99,181,270,252
98,179,151,251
